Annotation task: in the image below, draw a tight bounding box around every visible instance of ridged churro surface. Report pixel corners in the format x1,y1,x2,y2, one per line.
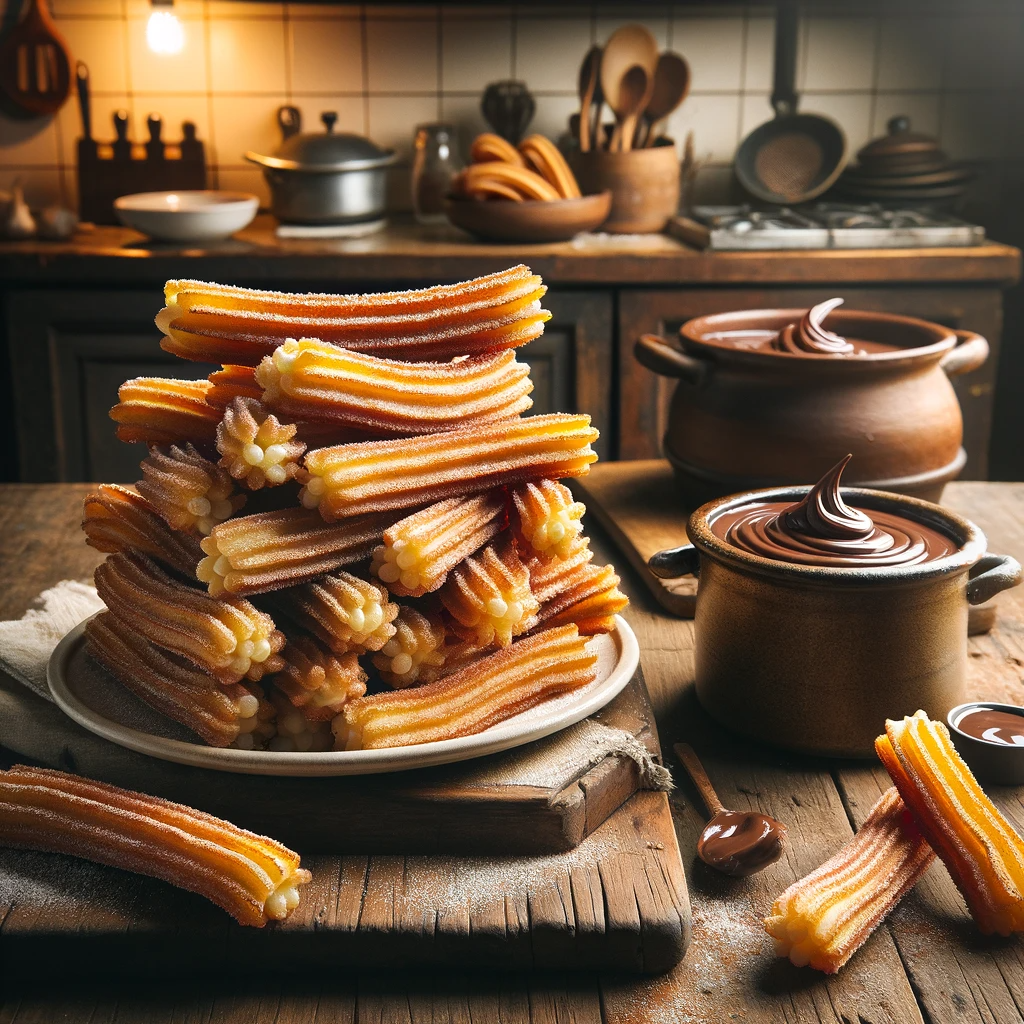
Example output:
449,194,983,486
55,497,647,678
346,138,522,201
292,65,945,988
217,397,306,489
206,364,263,409
877,710,1024,936
197,506,391,597
372,606,447,689
86,612,265,748
265,686,335,751
371,492,506,597
138,443,245,535
512,480,585,561
300,414,598,520
339,624,596,749
439,537,538,648
765,787,934,973
82,485,203,577
0,764,310,926
270,632,367,721
95,551,285,684
257,340,533,435
529,548,627,635
110,377,220,445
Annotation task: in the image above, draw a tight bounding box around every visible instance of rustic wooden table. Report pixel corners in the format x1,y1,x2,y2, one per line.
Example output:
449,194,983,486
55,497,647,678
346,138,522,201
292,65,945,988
1,480,1023,1022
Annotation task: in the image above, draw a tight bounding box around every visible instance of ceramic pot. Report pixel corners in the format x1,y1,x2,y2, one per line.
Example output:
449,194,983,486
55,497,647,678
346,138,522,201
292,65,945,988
571,144,680,233
649,486,1021,758
634,307,989,508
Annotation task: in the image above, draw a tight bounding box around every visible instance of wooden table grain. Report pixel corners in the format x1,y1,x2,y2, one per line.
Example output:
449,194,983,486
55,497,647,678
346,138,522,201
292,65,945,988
1,481,1023,1022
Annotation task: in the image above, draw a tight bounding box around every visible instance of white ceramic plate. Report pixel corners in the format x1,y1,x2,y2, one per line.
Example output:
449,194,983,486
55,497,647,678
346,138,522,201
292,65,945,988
114,190,258,241
47,616,639,777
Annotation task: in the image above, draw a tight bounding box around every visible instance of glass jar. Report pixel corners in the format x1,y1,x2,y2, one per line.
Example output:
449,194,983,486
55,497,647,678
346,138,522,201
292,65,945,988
411,123,461,225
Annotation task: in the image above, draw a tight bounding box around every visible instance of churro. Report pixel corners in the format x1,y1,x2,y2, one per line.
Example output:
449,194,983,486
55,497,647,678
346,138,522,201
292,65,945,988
206,365,263,409
257,341,533,436
530,552,627,635
512,480,585,561
877,710,1024,936
0,765,310,927
267,571,398,653
470,133,525,166
270,633,367,721
338,624,596,749
372,606,447,689
196,506,391,597
94,551,285,684
518,134,581,199
110,377,220,446
300,413,598,520
158,266,550,365
457,162,561,201
439,537,538,647
85,612,267,748
137,443,245,536
370,492,507,597
765,787,934,973
82,485,203,577
265,687,334,751
527,535,593,603
217,397,306,489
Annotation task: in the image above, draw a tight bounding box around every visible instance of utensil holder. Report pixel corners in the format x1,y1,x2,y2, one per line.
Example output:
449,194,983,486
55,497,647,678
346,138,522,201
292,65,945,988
571,144,680,234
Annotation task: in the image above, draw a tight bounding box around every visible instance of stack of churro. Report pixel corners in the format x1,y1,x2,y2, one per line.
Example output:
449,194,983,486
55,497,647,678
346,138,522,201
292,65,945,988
454,133,582,203
82,266,625,752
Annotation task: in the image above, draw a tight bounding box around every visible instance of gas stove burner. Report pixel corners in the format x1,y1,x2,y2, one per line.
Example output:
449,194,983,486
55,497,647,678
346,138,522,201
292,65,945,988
689,202,983,250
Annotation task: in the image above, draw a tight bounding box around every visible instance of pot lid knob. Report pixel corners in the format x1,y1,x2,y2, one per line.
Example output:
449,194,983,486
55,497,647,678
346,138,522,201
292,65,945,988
887,115,910,135
321,111,337,134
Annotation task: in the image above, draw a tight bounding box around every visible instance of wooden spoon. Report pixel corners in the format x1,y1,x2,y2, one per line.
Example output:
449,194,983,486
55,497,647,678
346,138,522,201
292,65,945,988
674,743,788,877
608,64,650,153
643,52,691,147
577,46,601,154
0,0,72,117
600,23,658,151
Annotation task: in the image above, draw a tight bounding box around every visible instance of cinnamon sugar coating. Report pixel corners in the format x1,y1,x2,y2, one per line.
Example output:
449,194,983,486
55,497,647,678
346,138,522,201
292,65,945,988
529,548,628,635
0,764,310,926
512,480,585,561
270,632,368,722
372,606,447,689
110,377,220,446
217,397,306,490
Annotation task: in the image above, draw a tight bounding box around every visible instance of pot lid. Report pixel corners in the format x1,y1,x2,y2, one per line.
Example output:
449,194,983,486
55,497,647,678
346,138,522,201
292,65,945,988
857,115,943,163
245,111,398,173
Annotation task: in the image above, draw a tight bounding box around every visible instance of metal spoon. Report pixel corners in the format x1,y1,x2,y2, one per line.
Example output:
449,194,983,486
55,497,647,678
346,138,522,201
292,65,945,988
674,743,788,877
577,46,601,153
608,64,650,153
643,52,691,147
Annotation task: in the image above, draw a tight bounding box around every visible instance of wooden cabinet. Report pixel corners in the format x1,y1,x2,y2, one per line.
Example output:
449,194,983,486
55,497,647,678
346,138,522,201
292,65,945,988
618,286,1004,478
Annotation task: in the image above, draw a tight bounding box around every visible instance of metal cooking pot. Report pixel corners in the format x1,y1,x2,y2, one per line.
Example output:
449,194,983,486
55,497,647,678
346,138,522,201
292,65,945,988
245,108,398,225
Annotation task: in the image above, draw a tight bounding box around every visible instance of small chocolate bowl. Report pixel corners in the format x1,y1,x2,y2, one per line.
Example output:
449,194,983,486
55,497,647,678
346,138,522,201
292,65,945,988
650,486,1022,758
948,703,1024,785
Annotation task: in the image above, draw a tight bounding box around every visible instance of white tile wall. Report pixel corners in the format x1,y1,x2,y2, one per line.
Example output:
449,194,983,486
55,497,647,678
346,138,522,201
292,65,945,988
0,1,1017,213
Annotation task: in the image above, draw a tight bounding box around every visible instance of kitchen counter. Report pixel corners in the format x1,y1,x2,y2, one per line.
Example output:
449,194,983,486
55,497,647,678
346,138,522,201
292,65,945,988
0,214,1019,286
3,473,1024,1022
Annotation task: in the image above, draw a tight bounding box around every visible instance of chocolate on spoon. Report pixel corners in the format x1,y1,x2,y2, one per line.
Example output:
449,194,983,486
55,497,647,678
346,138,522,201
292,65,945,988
673,742,788,877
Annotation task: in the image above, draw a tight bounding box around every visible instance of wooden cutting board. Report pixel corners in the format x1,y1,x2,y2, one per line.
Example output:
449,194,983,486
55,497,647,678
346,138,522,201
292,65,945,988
0,788,690,978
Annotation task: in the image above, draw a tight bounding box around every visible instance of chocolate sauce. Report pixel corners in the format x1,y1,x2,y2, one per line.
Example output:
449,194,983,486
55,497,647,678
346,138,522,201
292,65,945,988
697,810,788,877
711,455,958,568
955,707,1024,746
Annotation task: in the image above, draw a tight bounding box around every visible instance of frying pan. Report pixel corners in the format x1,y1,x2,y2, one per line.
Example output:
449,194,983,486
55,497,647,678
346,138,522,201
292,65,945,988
735,0,846,205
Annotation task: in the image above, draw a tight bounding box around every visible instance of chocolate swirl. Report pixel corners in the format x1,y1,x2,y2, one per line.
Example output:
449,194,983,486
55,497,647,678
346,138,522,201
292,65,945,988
712,455,957,567
775,298,855,355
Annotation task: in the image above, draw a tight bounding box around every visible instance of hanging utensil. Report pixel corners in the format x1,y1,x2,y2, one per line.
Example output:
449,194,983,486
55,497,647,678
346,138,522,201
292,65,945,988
278,105,301,140
577,46,601,154
0,0,72,117
75,61,96,161
480,81,535,144
642,52,690,148
734,0,846,204
607,64,651,153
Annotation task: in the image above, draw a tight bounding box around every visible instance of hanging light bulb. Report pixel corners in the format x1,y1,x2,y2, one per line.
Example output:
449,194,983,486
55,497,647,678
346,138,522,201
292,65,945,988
147,0,184,55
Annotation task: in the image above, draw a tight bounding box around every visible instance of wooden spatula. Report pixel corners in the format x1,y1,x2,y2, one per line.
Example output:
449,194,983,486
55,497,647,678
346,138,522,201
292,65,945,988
0,0,72,117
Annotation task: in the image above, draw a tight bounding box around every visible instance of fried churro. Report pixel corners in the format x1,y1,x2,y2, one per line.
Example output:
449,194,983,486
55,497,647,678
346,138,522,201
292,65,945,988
95,551,285,684
206,365,263,409
372,606,447,689
196,506,391,597
512,479,585,561
0,765,310,926
765,787,934,973
270,633,367,721
158,266,550,365
531,554,627,635
457,162,561,201
217,397,306,490
300,413,598,520
264,687,334,751
470,133,525,167
257,341,533,436
370,492,506,598
439,537,538,648
82,485,203,577
85,612,267,748
878,710,1024,936
338,624,596,750
110,377,220,446
137,443,245,536
518,135,581,199
527,535,593,603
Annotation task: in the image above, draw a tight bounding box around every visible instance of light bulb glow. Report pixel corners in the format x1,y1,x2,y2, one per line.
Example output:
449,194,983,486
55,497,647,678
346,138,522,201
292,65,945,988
146,10,185,55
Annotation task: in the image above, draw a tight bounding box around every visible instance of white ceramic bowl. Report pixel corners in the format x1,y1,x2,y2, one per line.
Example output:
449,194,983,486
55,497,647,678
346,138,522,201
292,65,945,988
114,190,258,241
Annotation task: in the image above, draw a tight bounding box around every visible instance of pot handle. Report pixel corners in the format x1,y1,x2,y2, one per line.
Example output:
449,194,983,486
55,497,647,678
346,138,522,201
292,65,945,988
967,553,1022,605
649,544,700,580
940,330,989,378
634,335,709,385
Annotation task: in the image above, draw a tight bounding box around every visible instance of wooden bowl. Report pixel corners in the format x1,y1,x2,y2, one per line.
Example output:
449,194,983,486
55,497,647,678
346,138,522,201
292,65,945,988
444,191,611,243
